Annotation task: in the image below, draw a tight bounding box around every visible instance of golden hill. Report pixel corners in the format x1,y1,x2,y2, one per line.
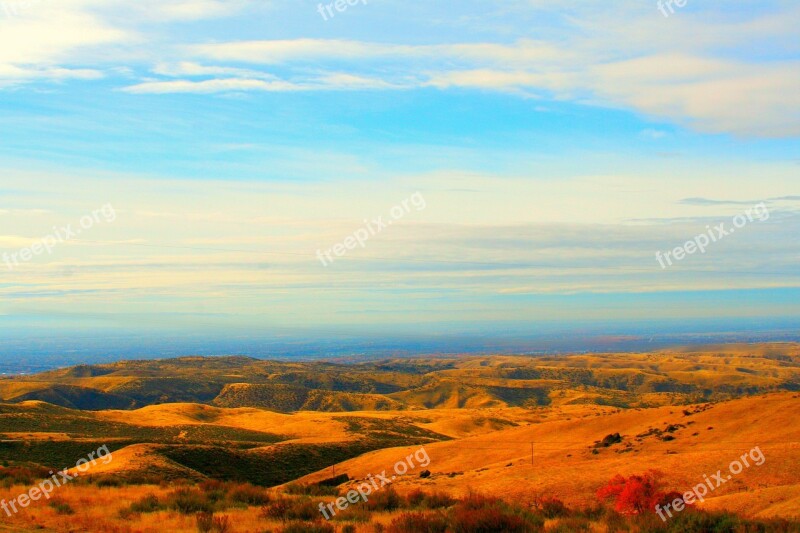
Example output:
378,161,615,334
297,392,800,518
0,344,798,531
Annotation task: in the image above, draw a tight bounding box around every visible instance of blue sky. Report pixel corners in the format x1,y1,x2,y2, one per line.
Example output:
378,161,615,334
1,0,799,345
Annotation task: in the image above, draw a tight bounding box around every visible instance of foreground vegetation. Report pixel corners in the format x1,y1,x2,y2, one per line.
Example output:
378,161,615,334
2,467,796,532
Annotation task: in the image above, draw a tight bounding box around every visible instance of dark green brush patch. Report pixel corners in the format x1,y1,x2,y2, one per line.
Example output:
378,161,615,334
160,425,447,488
487,386,552,407
0,440,131,470
267,371,404,394
594,396,632,409
176,425,285,445
10,385,135,410
161,443,382,487
333,416,451,443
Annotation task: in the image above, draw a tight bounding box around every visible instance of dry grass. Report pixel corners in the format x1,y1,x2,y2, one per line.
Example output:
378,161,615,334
0,346,798,531
297,392,800,518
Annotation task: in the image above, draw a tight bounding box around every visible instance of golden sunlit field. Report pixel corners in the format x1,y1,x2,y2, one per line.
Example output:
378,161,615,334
0,343,798,532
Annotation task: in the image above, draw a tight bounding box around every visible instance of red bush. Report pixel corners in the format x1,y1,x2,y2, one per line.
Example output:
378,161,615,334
596,471,667,515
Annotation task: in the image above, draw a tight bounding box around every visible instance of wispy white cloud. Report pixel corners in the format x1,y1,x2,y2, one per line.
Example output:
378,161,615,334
190,38,572,65
175,32,800,136
123,71,403,93
123,77,302,94
0,0,250,85
589,55,800,137
2,1,799,136
152,62,280,80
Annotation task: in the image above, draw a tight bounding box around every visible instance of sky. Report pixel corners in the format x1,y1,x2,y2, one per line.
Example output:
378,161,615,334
0,0,799,350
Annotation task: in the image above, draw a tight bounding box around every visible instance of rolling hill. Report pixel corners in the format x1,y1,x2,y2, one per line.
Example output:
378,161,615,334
1,343,797,411
0,343,798,532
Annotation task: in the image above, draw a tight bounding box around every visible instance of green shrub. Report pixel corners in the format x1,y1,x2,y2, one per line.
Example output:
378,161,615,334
537,496,567,518
199,479,228,503
229,483,271,506
0,465,51,486
600,509,631,531
387,512,449,533
450,492,544,532
331,502,371,522
48,498,75,515
423,491,457,509
366,487,403,512
406,489,426,507
196,511,231,533
262,499,290,520
118,507,138,520
262,498,319,522
166,487,214,514
96,476,122,487
406,489,456,510
666,511,743,532
130,493,164,513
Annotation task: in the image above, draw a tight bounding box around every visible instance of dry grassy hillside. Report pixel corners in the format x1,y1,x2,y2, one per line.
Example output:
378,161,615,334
0,345,798,532
298,392,800,518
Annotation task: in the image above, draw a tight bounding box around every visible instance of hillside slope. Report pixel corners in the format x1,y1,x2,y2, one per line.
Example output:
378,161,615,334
298,392,800,518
